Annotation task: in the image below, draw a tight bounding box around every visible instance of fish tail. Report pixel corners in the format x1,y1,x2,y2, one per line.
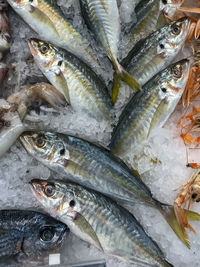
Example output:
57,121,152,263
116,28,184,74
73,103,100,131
112,59,140,104
159,204,200,247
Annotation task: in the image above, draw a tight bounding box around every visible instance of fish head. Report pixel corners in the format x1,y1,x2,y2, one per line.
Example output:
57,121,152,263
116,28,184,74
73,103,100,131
28,38,62,74
159,0,182,18
20,131,69,166
30,179,80,220
158,58,190,102
157,17,191,57
23,210,68,259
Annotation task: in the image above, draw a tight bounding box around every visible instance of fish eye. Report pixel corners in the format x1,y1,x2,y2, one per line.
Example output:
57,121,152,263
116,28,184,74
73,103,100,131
44,184,55,197
40,44,49,54
69,200,75,207
60,148,65,155
192,193,197,199
161,88,167,93
35,135,46,148
171,23,181,35
3,34,11,43
40,227,55,242
159,43,164,49
57,60,63,67
171,65,182,78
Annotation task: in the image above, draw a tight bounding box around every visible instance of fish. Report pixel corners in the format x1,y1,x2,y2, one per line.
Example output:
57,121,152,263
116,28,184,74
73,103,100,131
0,11,11,59
28,38,112,122
0,83,65,157
126,0,161,48
0,210,68,263
0,62,7,85
121,17,191,91
110,59,190,159
79,0,140,104
7,0,101,71
30,179,173,266
20,129,200,247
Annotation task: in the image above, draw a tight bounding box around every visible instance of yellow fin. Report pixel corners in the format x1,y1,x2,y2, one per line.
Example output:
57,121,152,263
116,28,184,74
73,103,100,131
184,209,200,221
74,213,103,251
160,205,190,248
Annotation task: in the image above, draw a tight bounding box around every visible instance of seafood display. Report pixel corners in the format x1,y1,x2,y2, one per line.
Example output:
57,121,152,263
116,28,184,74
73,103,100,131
0,0,200,266
7,0,101,71
20,130,200,247
0,210,68,263
30,179,172,266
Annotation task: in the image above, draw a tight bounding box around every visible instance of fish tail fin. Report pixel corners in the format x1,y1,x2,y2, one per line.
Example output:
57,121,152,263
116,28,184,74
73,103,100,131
112,59,140,104
159,204,200,247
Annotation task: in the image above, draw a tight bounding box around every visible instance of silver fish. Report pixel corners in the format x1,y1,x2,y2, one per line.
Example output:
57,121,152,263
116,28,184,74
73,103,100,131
110,59,190,158
28,38,112,122
20,129,200,247
30,179,173,267
121,17,191,88
7,0,101,70
79,0,140,104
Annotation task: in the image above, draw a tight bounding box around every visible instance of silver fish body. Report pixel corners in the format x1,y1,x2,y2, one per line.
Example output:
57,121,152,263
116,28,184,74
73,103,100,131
80,0,140,103
7,0,100,70
20,130,155,206
30,179,173,267
80,0,120,68
126,0,161,49
28,38,112,122
21,129,200,247
110,59,190,158
122,17,190,87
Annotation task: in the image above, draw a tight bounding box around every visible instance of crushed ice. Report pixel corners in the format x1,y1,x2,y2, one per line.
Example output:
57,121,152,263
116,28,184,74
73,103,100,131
0,1,200,267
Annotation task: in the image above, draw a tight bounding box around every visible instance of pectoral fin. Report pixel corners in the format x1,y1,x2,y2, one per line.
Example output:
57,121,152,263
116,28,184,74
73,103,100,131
55,71,71,105
74,213,103,251
147,100,168,138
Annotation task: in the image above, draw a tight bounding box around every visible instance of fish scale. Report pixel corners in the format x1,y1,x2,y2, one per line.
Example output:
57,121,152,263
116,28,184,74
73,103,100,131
28,39,112,122
7,0,100,70
110,59,190,158
122,17,191,87
86,0,119,59
30,180,173,266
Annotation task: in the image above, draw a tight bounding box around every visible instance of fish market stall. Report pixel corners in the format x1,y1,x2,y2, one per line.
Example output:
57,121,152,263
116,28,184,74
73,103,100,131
0,0,200,266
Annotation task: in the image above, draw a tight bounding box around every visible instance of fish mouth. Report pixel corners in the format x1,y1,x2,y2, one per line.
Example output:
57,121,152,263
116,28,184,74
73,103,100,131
29,178,48,202
20,131,35,151
28,38,40,57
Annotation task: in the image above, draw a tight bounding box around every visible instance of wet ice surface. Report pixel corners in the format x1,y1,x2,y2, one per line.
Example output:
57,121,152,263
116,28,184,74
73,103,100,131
0,1,200,267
